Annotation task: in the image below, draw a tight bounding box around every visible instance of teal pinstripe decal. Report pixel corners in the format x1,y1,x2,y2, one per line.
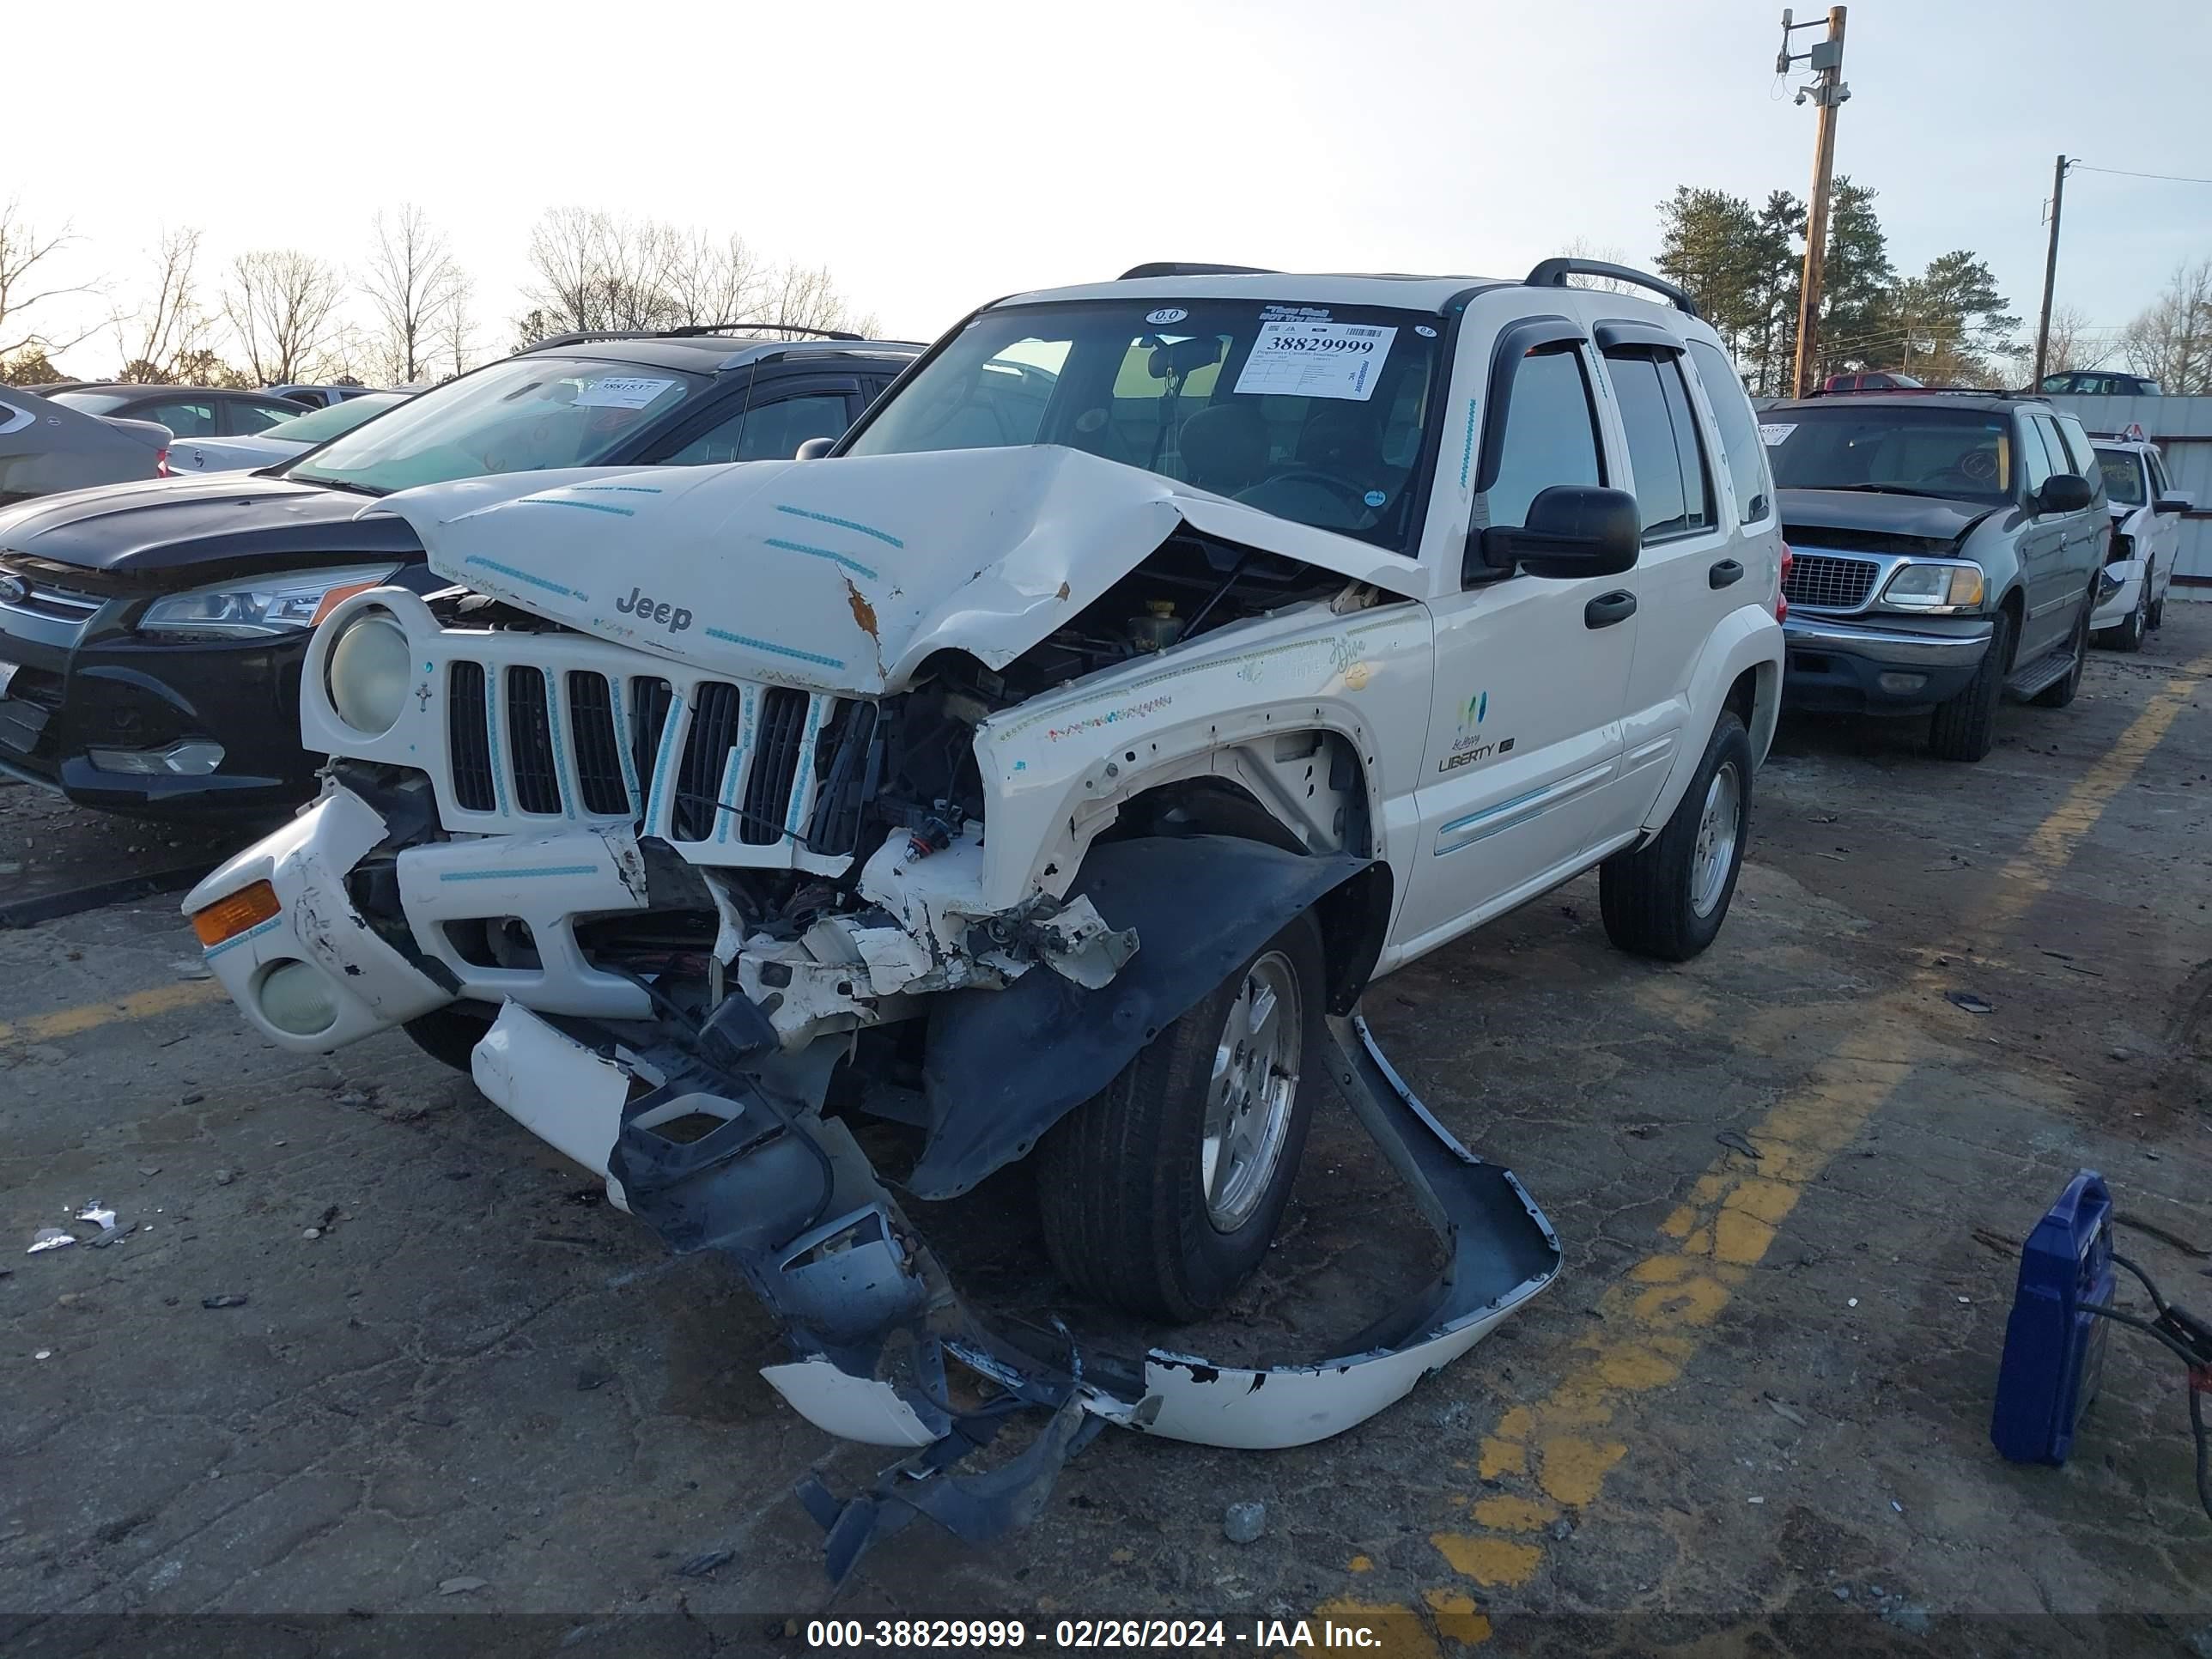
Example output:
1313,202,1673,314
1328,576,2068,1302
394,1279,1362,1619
763,537,879,580
773,503,903,547
204,916,283,959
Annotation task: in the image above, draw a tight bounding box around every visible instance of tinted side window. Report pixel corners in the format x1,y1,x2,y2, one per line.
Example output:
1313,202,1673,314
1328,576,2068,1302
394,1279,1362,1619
737,393,852,461
229,400,302,434
2052,414,2093,475
2016,418,2052,494
2149,451,2172,496
1482,346,1603,532
1686,339,1770,525
137,399,218,437
1607,351,1711,541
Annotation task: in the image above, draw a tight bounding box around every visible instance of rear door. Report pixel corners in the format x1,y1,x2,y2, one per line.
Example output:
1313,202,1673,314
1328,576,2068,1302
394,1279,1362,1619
1396,320,1635,957
2146,447,2183,592
1598,331,1747,828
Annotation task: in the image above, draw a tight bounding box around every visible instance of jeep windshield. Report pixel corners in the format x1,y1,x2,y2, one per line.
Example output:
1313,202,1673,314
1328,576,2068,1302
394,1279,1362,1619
283,356,702,495
1766,404,2014,506
841,299,1445,552
2094,447,2147,507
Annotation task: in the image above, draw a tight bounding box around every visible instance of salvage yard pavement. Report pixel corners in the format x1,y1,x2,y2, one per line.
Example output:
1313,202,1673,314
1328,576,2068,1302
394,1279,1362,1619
4,614,2211,1656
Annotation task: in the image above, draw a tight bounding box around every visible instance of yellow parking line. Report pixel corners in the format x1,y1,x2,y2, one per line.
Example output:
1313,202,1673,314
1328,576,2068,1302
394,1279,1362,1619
0,978,228,1046
1327,654,2212,1653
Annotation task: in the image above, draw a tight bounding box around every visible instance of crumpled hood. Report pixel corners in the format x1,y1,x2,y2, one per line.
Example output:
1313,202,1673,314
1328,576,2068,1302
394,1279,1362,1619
366,447,1425,696
1778,487,2000,545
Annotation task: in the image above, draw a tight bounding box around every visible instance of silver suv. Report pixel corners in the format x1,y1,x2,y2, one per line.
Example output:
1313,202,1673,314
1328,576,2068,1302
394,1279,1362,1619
1765,392,2107,762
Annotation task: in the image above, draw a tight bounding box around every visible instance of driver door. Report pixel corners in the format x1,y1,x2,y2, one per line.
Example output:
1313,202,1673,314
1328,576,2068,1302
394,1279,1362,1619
1395,335,1635,960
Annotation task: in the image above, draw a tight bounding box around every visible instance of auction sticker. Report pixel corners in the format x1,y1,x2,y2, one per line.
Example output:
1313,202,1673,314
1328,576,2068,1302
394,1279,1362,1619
575,376,678,410
1758,422,1796,447
1233,321,1397,402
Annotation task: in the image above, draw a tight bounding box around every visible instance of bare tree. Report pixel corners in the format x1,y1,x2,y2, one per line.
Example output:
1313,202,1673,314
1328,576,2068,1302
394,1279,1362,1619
1556,238,1647,296
431,276,480,381
362,205,465,383
0,198,101,362
763,262,874,337
2119,259,2212,394
116,226,215,382
222,249,344,385
664,230,767,329
520,208,681,337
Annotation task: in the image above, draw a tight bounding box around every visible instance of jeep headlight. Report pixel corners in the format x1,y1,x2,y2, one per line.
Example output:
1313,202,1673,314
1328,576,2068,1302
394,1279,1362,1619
325,607,413,737
139,563,403,638
1881,562,1984,612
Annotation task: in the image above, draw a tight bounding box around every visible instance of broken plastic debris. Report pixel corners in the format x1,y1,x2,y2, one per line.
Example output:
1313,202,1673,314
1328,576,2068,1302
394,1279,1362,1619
27,1228,76,1255
1944,990,1994,1015
1847,1297,1859,1308
437,1576,487,1595
674,1549,735,1578
201,1293,249,1309
76,1203,116,1231
33,1349,52,1360
1747,1495,1765,1504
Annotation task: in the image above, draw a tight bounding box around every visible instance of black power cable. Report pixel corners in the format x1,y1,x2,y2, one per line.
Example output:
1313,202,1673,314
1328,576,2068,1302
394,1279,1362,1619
2082,1237,2212,1523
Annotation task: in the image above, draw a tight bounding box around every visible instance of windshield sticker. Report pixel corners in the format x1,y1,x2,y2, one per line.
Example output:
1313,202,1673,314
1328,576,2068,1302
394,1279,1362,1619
1758,422,1796,447
1415,325,1438,338
1234,321,1398,403
1259,304,1333,323
574,376,678,410
1145,307,1188,326
1364,489,1388,508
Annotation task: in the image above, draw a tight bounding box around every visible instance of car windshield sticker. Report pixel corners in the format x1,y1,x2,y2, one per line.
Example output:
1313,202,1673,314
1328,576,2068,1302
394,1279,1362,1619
1364,489,1387,507
1146,307,1188,325
1758,422,1796,447
1234,321,1398,403
574,376,678,410
1259,304,1333,323
1415,325,1438,338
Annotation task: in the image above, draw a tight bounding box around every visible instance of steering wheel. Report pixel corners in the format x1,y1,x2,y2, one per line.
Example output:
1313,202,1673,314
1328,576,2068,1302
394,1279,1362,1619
1247,467,1373,509
1916,467,1982,492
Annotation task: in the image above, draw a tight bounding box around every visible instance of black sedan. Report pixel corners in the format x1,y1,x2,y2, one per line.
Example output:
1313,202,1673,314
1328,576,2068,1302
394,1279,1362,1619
0,329,918,818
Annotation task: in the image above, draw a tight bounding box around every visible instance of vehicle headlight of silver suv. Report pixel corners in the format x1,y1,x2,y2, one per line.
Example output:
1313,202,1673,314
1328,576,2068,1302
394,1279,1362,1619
138,563,403,638
325,605,414,737
1877,560,1984,615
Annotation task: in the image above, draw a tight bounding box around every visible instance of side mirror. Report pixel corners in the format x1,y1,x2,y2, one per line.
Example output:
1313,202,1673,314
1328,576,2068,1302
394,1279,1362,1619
2036,473,2094,514
793,436,836,461
1474,485,1641,581
2154,494,2193,515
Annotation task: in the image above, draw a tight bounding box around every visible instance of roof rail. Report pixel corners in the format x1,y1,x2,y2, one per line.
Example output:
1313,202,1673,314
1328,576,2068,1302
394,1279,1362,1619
1814,385,2025,398
527,322,864,350
1117,262,1279,280
1524,258,1700,319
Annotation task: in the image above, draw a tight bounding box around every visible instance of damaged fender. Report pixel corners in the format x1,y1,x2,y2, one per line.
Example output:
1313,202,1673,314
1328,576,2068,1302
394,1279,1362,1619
912,835,1373,1199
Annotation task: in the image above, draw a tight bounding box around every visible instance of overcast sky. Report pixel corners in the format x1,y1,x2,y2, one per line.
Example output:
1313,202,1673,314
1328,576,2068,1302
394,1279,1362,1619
14,0,2211,371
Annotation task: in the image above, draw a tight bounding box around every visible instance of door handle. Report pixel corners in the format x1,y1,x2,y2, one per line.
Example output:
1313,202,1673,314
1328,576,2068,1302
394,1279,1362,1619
1584,590,1637,629
1708,558,1745,590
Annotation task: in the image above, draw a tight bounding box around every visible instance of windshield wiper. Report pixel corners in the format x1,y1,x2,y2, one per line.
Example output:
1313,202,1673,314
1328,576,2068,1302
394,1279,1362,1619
285,473,388,498
1812,483,1966,500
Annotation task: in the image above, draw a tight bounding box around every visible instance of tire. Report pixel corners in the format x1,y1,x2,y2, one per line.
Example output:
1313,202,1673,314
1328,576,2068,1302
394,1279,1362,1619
402,1004,495,1074
1599,710,1753,963
2108,582,2147,653
1929,607,2014,763
2032,589,2093,708
2148,568,2166,631
1036,909,1324,1323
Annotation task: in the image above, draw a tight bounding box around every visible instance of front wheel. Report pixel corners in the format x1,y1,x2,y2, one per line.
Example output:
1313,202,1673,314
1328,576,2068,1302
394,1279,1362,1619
1036,909,1324,1323
1929,608,2014,763
1600,710,1753,963
2106,582,2147,653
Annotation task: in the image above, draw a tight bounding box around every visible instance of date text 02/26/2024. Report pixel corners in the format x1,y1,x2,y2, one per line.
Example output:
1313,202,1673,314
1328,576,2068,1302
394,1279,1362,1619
805,1618,1389,1650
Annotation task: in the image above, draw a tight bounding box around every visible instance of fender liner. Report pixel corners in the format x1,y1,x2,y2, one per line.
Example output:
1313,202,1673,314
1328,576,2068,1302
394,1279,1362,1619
910,835,1371,1199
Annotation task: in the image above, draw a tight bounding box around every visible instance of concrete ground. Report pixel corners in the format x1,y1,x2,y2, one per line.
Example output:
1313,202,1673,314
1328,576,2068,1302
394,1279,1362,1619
3,611,2211,1657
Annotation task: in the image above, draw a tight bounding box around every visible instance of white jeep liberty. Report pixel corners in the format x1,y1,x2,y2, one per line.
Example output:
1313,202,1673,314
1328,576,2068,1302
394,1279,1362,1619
187,258,1783,1570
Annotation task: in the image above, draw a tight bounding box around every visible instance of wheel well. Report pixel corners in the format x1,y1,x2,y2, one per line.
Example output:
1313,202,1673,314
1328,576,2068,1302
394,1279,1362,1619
1103,769,1392,1016
1724,665,1757,728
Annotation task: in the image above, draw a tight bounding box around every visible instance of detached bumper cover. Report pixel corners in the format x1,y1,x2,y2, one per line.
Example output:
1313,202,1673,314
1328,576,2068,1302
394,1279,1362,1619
474,1000,1559,1583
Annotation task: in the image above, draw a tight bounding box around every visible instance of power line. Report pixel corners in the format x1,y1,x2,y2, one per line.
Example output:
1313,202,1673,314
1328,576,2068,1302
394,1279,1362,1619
2071,163,2212,186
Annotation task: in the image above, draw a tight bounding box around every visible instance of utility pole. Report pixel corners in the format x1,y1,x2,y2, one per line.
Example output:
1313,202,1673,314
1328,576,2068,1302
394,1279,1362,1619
1778,7,1850,398
2032,155,2072,388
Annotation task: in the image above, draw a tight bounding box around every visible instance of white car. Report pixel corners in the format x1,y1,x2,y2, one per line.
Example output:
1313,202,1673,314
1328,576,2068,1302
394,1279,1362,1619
166,391,408,475
185,257,1783,1569
2090,429,2191,651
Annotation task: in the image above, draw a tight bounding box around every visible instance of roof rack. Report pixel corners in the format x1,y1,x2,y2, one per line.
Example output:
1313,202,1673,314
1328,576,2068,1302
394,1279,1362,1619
1117,262,1279,280
529,322,864,350
1524,258,1700,319
1813,385,2024,398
